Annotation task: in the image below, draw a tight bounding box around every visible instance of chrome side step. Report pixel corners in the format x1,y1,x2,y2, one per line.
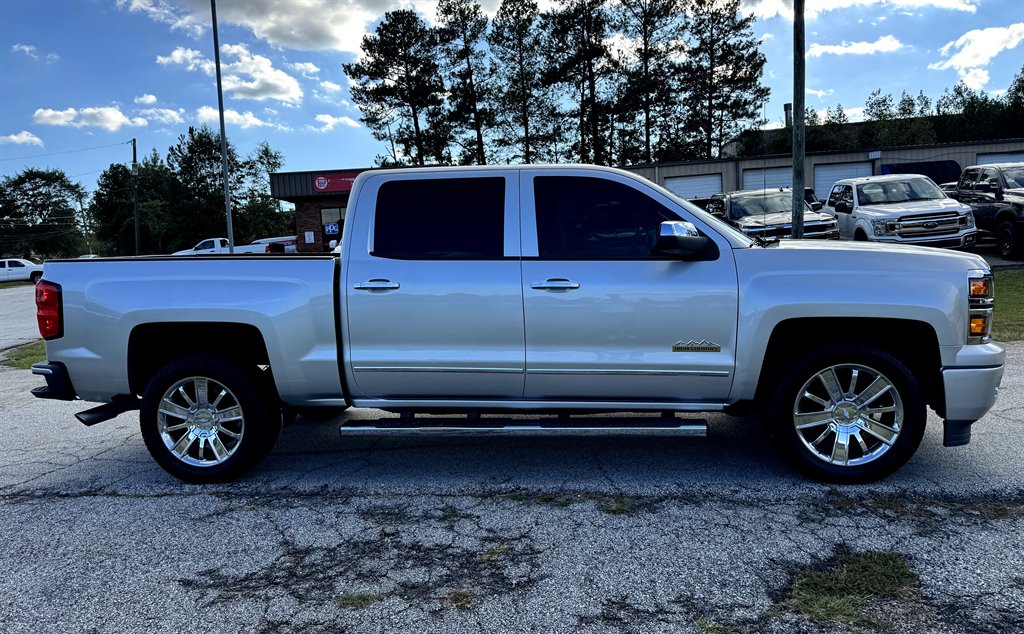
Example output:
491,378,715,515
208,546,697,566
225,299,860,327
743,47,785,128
339,417,708,436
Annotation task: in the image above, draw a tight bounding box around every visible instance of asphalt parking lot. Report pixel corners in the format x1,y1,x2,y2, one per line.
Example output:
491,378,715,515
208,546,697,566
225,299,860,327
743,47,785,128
1,342,1023,633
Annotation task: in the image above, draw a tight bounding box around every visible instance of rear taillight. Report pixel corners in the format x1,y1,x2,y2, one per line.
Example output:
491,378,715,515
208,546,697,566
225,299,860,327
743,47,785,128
36,281,62,340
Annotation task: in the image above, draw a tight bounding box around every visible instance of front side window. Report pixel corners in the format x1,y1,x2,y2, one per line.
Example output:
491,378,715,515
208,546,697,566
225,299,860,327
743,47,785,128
9,260,24,268
1003,168,1024,189
373,177,505,259
197,240,214,250
534,176,680,259
827,185,844,207
980,168,999,188
959,168,980,191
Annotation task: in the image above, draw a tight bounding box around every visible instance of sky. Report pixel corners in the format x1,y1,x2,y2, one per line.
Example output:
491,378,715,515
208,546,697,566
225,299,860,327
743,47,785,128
1,0,1023,193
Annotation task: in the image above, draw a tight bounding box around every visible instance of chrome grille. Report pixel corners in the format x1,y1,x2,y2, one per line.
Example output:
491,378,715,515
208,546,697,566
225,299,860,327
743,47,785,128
895,212,961,237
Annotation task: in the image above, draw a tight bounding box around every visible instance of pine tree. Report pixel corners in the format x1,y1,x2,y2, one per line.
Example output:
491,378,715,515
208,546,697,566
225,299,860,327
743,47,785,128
437,0,491,164
678,0,769,158
343,10,446,166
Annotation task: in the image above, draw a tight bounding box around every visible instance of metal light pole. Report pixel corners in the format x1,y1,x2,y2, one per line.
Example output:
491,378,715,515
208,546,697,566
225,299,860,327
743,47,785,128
791,0,806,239
132,137,140,255
211,0,235,253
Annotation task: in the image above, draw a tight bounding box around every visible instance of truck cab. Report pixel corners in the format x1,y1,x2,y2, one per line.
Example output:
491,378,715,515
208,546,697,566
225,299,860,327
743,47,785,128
950,163,1024,259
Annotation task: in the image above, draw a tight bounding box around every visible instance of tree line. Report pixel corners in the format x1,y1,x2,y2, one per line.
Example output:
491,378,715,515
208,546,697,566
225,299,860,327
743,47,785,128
0,127,294,258
736,67,1024,156
343,0,769,166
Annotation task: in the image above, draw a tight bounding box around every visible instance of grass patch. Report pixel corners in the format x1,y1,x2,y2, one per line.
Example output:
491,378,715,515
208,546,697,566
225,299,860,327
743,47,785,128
993,269,1024,342
0,340,45,369
482,544,510,561
0,280,33,290
441,587,476,609
334,592,385,610
786,547,918,627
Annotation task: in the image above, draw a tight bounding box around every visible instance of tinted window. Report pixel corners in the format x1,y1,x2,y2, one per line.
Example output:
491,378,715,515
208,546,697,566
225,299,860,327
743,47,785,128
959,168,980,191
827,185,843,207
373,177,505,259
197,240,214,250
0,261,6,268
9,261,24,268
535,176,680,259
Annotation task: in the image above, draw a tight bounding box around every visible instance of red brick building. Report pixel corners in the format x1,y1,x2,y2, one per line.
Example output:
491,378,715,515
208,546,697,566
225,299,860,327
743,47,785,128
269,167,371,253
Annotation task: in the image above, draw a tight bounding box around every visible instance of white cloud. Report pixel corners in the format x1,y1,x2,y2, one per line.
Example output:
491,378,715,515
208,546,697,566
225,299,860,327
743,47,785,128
760,33,775,42
845,107,866,122
807,88,834,99
157,44,303,105
742,0,977,20
319,80,342,93
0,131,44,146
11,43,59,62
115,0,205,37
123,0,379,55
808,35,903,58
134,93,158,105
762,121,786,130
156,46,212,72
197,105,271,129
311,113,361,132
928,23,1024,90
139,107,185,124
33,106,147,132
290,62,321,78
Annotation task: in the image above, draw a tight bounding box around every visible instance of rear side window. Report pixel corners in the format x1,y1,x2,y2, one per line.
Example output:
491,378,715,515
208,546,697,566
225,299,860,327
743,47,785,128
373,177,505,259
534,176,679,259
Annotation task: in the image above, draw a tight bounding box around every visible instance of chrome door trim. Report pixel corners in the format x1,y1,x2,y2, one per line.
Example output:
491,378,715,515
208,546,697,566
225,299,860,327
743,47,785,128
354,366,524,374
527,368,730,377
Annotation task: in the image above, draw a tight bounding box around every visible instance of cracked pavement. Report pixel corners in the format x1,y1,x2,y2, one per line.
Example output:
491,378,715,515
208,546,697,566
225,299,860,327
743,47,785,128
1,343,1022,633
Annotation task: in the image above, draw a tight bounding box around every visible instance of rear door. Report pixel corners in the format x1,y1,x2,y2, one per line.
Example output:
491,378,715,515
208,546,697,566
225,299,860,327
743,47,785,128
344,172,525,399
519,169,738,403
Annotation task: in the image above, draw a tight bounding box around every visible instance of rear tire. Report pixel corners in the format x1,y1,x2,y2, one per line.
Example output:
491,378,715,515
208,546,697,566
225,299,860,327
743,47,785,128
140,354,280,483
767,343,926,483
997,220,1023,260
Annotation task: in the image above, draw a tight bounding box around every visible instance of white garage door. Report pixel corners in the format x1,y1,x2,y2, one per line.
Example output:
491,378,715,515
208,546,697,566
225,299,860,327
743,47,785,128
977,152,1024,164
663,174,723,199
743,167,791,190
813,162,873,198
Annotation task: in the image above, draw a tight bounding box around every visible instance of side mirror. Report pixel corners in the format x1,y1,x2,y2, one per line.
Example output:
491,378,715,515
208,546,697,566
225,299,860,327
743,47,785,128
811,201,823,211
653,221,717,261
835,201,852,214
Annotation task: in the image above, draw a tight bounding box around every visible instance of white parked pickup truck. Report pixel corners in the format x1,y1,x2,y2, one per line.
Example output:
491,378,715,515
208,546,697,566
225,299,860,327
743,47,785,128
825,174,978,248
31,165,1004,484
172,237,270,255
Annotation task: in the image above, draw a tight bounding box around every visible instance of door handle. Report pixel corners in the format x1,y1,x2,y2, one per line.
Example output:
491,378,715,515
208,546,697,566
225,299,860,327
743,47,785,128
353,279,400,291
530,278,580,291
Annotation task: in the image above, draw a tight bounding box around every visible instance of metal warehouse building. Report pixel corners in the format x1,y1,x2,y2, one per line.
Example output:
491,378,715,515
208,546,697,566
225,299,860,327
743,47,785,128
623,138,1024,201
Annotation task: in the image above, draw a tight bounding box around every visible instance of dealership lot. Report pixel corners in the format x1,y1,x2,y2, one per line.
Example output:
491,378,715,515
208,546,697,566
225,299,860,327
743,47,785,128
1,343,1022,633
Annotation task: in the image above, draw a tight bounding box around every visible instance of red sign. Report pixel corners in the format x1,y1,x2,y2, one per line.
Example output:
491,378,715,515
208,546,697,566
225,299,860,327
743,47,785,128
312,171,362,193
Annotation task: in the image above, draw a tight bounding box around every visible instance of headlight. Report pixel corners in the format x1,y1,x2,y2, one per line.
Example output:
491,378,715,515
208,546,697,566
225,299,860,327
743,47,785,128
871,219,895,236
967,270,994,344
962,212,975,229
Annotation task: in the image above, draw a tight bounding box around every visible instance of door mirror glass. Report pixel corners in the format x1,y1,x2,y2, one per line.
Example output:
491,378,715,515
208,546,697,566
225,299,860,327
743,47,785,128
811,201,823,211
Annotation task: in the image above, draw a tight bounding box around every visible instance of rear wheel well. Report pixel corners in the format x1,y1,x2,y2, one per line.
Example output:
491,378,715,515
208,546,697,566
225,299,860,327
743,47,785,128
755,318,943,415
128,323,274,399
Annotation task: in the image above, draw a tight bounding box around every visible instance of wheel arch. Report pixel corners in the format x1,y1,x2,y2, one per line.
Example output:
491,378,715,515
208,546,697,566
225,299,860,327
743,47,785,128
128,322,274,399
754,317,943,415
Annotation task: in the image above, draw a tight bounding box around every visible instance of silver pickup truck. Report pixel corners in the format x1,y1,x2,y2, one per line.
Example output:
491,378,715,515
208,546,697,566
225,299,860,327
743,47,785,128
31,165,1004,483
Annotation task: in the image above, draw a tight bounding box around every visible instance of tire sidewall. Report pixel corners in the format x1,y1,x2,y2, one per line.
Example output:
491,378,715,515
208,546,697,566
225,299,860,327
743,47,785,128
998,221,1020,259
140,354,279,483
769,344,926,483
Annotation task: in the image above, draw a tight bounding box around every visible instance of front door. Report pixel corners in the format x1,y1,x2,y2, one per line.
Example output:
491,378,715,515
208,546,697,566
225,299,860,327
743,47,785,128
344,172,525,400
519,171,738,403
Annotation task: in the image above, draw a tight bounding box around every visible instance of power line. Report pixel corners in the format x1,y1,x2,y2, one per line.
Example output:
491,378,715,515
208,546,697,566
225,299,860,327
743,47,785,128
0,140,131,162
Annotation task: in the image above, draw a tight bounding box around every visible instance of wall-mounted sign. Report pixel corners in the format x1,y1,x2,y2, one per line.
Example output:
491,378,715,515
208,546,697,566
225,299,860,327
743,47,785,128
312,172,361,193
304,231,315,244
324,223,340,235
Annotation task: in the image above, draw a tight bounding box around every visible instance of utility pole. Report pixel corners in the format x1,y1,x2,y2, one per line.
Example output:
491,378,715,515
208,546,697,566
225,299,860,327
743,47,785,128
132,137,140,255
211,0,234,253
791,0,806,239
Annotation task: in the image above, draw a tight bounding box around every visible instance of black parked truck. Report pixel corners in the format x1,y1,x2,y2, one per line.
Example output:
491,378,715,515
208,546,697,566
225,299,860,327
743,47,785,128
948,163,1024,259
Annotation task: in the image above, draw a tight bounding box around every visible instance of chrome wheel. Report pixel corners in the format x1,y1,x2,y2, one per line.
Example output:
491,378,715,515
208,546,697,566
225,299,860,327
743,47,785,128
157,376,245,467
792,363,903,467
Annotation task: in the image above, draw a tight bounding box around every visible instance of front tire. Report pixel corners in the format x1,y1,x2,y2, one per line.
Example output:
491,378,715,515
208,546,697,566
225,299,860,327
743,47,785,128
768,344,926,483
997,220,1023,260
140,354,280,483
30,272,42,284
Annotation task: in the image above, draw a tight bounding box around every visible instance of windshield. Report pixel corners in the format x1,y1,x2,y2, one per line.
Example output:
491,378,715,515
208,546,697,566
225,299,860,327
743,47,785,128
1003,168,1024,189
661,191,754,245
856,178,944,204
731,191,806,218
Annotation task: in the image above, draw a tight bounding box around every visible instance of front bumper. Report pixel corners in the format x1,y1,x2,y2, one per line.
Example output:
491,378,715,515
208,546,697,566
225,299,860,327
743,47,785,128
873,231,977,249
941,343,1004,445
